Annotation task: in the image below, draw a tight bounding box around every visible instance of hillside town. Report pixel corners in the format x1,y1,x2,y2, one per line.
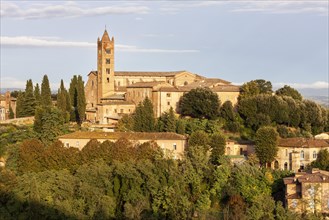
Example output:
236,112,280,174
1,27,329,219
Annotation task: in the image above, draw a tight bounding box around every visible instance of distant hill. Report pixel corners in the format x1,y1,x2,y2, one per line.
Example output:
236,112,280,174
304,96,329,108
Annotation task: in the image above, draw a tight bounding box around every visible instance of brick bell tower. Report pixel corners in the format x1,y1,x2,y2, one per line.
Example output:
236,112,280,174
97,28,115,103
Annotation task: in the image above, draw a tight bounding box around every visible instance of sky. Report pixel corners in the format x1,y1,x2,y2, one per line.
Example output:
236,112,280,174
1,1,328,96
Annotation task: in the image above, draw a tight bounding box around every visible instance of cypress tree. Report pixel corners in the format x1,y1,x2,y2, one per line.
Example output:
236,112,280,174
41,75,52,107
77,76,86,124
23,79,36,116
57,80,67,113
34,83,41,107
9,105,15,119
142,97,155,132
69,75,78,122
16,91,25,118
133,97,155,132
166,107,176,132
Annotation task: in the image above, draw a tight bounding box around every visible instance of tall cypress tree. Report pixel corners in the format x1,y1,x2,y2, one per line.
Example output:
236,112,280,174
166,107,176,132
41,75,52,107
57,80,67,113
133,97,155,132
9,105,15,119
34,83,41,107
16,91,25,118
77,76,86,124
22,79,36,116
69,75,78,122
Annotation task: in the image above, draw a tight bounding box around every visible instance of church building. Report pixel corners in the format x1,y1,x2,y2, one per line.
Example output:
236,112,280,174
85,30,240,124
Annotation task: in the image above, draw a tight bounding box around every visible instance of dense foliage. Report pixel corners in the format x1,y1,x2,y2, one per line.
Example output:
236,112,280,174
1,128,303,219
179,88,221,119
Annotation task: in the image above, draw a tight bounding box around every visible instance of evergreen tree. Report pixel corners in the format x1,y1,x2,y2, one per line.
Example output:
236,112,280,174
41,75,52,107
68,75,85,124
34,83,41,107
16,91,25,118
209,133,226,165
69,75,78,122
77,76,86,124
57,80,71,122
22,79,36,116
9,105,15,119
133,97,155,132
157,107,176,132
276,85,302,101
254,126,279,167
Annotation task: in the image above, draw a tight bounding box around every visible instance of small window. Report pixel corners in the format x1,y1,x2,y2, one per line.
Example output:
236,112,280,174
92,80,94,88
166,93,171,98
285,149,288,157
105,48,111,54
91,103,94,107
184,81,188,86
114,109,117,113
313,151,317,159
284,162,288,170
128,109,131,112
106,59,110,64
167,101,170,106
107,78,110,83
301,150,304,159
120,109,124,113
118,81,121,86
106,68,110,74
173,143,177,150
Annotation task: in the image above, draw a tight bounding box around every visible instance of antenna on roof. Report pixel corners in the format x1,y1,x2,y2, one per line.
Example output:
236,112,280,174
105,25,107,31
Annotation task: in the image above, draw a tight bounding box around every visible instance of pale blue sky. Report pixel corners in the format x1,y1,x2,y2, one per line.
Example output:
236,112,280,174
1,1,328,95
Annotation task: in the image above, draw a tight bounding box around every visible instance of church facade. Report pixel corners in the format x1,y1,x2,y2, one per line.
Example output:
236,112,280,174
85,30,240,124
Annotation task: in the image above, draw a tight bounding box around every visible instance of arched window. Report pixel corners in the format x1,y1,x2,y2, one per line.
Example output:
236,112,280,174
284,162,288,170
313,151,317,159
184,81,188,85
301,150,304,159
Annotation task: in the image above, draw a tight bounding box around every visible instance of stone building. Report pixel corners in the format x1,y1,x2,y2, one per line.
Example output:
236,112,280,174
85,29,240,124
0,91,16,121
58,131,187,159
284,169,329,214
273,138,329,172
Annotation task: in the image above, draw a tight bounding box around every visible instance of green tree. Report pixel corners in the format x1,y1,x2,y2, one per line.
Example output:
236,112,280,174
188,130,209,148
15,91,25,118
117,114,134,131
158,107,176,132
276,85,302,101
239,79,272,100
57,80,70,122
40,75,52,107
34,83,41,107
22,79,36,116
180,87,220,119
209,132,226,165
310,149,329,171
68,75,85,124
254,126,279,166
176,119,185,134
77,76,86,124
253,79,273,94
69,75,78,121
9,105,15,119
133,97,155,132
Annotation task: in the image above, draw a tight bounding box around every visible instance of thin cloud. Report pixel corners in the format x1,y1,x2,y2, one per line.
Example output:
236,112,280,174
230,1,328,16
274,81,329,89
1,2,150,19
0,36,199,53
160,1,328,16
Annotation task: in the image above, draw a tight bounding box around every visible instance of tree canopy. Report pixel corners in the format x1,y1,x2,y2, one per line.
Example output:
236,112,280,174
180,87,220,119
254,126,279,166
275,85,302,101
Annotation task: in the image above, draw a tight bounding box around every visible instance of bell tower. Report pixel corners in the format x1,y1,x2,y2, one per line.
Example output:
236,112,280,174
97,29,115,102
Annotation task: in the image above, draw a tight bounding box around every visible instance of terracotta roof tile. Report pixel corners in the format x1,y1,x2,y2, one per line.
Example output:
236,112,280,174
59,131,187,140
278,138,329,148
115,71,186,77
